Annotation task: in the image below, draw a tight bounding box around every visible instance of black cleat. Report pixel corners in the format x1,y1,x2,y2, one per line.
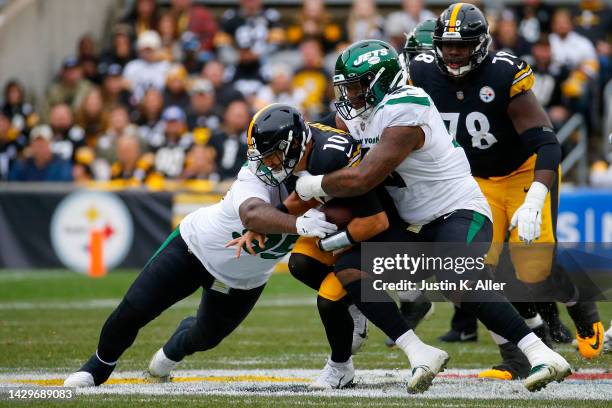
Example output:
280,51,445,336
548,317,573,344
438,329,477,343
478,342,531,380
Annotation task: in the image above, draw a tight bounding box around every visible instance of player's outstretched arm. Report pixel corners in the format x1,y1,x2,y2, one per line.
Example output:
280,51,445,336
508,90,562,243
300,126,424,198
239,198,337,238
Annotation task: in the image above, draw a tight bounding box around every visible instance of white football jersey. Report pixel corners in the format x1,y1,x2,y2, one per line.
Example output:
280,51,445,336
180,166,297,290
344,85,491,226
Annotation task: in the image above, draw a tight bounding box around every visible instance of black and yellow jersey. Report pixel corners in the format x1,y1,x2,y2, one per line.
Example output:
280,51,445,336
409,50,535,178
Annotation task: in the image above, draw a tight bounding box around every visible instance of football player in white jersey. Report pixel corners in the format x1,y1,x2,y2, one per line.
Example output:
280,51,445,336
296,40,571,393
64,105,339,388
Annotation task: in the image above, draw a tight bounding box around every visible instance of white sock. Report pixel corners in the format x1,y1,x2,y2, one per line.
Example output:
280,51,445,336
489,331,509,345
524,313,544,329
395,330,425,365
517,332,551,367
397,290,422,302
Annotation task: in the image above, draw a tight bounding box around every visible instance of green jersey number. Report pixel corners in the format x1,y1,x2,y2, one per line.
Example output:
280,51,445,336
231,230,299,259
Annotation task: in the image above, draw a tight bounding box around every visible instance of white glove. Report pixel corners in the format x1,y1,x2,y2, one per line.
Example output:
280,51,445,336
296,208,338,238
510,181,548,244
295,171,327,201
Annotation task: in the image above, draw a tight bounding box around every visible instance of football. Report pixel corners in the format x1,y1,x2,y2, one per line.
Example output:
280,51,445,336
320,199,353,229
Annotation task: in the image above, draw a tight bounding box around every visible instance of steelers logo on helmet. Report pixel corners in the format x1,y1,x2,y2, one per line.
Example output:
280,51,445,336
246,104,311,187
432,3,491,77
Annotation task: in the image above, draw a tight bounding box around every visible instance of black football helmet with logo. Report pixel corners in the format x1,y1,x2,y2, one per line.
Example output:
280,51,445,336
432,3,491,77
247,104,311,187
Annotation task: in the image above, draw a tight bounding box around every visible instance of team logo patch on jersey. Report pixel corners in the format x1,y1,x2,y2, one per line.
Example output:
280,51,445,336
479,86,495,103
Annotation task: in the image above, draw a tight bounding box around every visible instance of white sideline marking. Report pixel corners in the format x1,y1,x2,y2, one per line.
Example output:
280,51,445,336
0,369,610,400
0,297,316,310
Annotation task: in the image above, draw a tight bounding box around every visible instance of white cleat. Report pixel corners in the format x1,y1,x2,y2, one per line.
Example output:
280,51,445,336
147,348,179,379
349,305,368,354
407,345,449,394
603,323,612,353
64,371,94,388
523,350,571,392
309,357,355,390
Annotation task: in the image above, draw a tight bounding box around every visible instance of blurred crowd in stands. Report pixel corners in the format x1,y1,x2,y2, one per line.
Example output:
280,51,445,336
1,0,611,186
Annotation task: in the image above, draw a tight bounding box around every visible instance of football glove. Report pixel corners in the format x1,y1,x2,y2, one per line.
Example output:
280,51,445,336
510,181,548,244
296,208,337,238
295,171,327,202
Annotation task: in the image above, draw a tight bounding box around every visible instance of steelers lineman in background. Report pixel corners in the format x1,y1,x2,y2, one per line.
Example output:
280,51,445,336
408,3,604,380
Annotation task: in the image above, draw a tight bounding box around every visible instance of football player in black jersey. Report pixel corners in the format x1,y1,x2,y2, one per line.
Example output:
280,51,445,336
408,3,604,379
228,104,410,389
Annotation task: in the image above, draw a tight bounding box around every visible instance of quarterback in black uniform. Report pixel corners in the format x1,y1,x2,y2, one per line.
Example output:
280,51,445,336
409,3,604,379
228,105,395,389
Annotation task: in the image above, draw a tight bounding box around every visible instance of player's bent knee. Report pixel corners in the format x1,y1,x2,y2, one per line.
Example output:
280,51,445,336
318,272,347,301
288,253,330,291
335,268,366,286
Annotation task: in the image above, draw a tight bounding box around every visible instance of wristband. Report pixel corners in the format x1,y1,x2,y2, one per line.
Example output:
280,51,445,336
318,229,355,252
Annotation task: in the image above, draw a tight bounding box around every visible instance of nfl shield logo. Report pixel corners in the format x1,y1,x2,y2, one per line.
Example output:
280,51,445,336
479,86,495,103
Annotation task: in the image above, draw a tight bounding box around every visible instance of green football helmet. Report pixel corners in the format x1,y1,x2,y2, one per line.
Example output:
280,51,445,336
333,40,402,121
403,19,436,62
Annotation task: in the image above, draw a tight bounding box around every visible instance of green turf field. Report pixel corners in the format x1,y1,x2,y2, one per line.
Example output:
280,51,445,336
0,270,610,407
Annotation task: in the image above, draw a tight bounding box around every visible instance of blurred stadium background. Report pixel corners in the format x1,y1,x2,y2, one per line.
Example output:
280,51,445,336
0,0,610,406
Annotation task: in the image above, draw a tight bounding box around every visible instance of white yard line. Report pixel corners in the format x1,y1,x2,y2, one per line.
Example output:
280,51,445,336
0,297,316,310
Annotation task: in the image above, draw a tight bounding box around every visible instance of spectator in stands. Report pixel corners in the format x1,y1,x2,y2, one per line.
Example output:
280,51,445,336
0,110,26,181
44,57,92,120
216,0,285,97
286,0,344,53
180,31,204,74
151,106,194,179
514,0,554,44
386,0,435,43
135,88,165,151
168,0,218,55
163,64,190,111
549,9,599,118
2,80,38,135
100,24,135,68
572,0,612,45
77,34,100,84
182,144,219,181
100,64,133,112
492,10,532,59
530,35,571,129
347,0,384,43
96,105,141,164
75,87,109,147
186,79,222,141
158,12,181,62
292,39,330,119
209,100,250,179
110,134,152,183
254,63,304,111
49,103,86,162
122,0,159,37
9,125,72,182
123,30,171,102
201,60,244,109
